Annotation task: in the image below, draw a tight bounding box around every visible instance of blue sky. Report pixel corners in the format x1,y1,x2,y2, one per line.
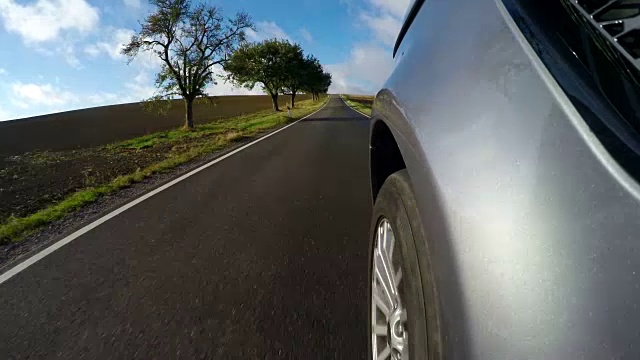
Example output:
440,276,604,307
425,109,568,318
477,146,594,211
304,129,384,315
0,0,409,121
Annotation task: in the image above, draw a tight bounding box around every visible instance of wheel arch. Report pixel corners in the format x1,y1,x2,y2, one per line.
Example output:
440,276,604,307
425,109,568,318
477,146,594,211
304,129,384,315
369,89,472,358
370,119,407,202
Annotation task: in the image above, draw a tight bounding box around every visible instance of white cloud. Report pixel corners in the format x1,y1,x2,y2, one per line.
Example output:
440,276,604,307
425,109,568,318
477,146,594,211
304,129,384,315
206,80,263,96
7,81,134,119
58,42,82,68
0,0,99,43
246,21,291,42
11,82,78,106
85,46,100,57
138,48,165,69
0,68,7,75
123,0,140,9
11,99,29,109
119,47,168,101
85,28,134,60
327,44,393,94
30,41,83,68
122,70,158,102
127,78,156,100
0,64,263,121
329,0,409,94
0,105,10,120
360,12,401,47
326,64,370,95
2,82,134,120
0,0,99,69
125,63,263,99
299,28,313,43
205,65,262,96
86,92,122,106
357,0,410,47
370,0,410,19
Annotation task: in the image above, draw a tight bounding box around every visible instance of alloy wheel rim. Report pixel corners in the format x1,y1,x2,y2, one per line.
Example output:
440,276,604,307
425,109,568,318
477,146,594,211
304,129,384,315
371,218,408,360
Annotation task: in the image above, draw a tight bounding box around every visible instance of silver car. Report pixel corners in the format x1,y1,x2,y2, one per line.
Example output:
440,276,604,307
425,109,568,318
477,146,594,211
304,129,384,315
368,0,640,358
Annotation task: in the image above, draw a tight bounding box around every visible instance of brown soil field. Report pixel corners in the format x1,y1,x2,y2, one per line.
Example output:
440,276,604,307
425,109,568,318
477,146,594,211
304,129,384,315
0,97,325,230
0,94,311,156
0,146,168,224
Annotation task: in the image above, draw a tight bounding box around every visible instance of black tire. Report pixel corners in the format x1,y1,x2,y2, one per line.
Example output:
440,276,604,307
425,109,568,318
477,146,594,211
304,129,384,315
368,169,441,359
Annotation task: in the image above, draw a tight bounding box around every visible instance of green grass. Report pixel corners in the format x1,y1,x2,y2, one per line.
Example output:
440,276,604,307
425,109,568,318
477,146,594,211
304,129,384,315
341,95,373,116
111,100,324,151
0,96,328,244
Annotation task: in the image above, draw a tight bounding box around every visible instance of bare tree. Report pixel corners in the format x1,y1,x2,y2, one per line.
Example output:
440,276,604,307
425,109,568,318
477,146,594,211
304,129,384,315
122,0,252,129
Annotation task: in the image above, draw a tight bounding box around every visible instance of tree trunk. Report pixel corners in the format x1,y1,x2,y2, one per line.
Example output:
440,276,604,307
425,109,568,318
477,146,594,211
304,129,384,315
290,91,296,108
184,98,195,129
270,93,280,111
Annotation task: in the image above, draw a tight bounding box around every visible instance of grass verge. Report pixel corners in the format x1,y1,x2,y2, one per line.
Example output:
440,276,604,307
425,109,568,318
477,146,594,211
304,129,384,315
0,96,328,244
341,94,373,116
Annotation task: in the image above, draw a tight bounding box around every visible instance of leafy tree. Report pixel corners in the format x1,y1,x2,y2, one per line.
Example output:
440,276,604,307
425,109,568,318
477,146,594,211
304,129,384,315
122,0,252,129
317,72,332,99
301,56,332,100
280,46,306,108
224,39,302,111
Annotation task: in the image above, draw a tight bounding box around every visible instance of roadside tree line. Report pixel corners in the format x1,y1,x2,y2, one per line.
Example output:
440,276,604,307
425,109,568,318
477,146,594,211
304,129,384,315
225,40,331,111
122,0,331,129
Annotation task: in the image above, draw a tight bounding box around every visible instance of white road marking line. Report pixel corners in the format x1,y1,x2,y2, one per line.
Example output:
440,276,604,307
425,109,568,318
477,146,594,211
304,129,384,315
0,98,331,285
339,95,372,118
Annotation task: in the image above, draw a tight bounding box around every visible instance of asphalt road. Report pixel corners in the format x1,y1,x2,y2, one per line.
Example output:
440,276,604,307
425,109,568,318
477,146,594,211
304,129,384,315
0,96,372,359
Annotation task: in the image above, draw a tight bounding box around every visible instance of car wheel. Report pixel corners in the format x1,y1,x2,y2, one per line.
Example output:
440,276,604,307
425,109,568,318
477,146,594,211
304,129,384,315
368,169,440,360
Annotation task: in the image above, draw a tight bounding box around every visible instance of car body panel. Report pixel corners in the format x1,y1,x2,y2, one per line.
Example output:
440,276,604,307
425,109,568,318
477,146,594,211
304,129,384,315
372,0,640,357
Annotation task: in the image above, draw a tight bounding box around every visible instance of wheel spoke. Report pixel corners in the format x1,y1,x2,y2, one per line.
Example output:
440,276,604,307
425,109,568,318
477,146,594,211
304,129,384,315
373,283,391,317
373,324,387,336
371,287,378,360
401,343,409,360
377,345,391,360
394,268,402,288
382,220,395,260
370,218,410,360
372,333,378,360
375,249,396,307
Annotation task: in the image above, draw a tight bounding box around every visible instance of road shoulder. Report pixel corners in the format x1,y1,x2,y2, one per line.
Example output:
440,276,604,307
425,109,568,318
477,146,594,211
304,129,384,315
340,95,373,117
